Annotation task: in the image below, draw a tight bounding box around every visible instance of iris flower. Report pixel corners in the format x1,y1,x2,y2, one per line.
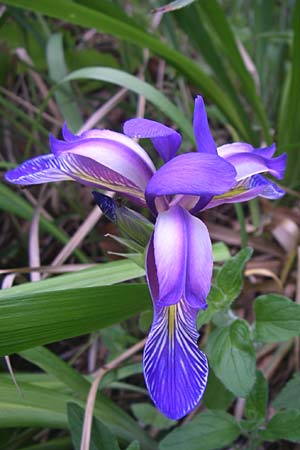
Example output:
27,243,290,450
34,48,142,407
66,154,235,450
5,96,286,420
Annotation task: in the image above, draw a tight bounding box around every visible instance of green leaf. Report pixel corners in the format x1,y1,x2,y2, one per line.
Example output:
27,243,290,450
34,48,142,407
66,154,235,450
197,248,253,328
2,0,251,140
46,33,83,131
212,242,231,262
245,370,268,422
203,369,234,411
273,373,300,411
125,442,140,450
67,402,121,450
159,410,240,450
152,0,196,14
131,403,176,430
20,347,157,450
1,259,145,299
215,247,253,304
206,319,256,397
278,0,300,185
62,67,193,141
19,437,72,449
260,410,300,442
0,284,151,355
254,294,300,343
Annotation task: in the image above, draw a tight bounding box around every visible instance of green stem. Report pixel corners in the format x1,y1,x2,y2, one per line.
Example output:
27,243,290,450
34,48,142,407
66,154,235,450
235,203,248,248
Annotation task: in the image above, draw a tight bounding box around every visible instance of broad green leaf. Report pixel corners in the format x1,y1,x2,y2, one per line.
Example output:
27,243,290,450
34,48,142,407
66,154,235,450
2,0,250,140
0,284,151,355
0,403,67,429
46,33,82,131
203,369,234,411
273,373,300,410
159,410,240,450
67,402,121,450
212,242,231,262
0,184,87,262
131,403,176,430
20,347,157,450
254,294,300,343
0,259,145,299
215,247,253,304
206,319,256,397
197,248,253,327
18,437,71,449
260,410,300,442
245,370,268,422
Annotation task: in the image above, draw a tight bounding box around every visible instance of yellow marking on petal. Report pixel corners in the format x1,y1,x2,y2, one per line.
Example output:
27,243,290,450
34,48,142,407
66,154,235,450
213,187,246,200
168,305,177,339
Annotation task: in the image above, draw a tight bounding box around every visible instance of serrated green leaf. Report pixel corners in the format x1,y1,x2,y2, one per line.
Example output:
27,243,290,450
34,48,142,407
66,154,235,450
206,319,256,397
212,242,231,262
254,294,300,343
203,369,234,411
260,410,300,442
67,402,121,450
245,370,268,422
273,373,300,411
159,410,240,450
0,284,150,355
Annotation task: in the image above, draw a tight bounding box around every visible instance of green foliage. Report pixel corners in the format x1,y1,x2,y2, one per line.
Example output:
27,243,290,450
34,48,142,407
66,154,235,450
198,247,253,327
131,403,176,430
206,319,256,397
254,294,300,342
159,410,240,450
272,373,300,410
0,284,150,355
245,370,268,422
67,403,121,450
259,410,300,443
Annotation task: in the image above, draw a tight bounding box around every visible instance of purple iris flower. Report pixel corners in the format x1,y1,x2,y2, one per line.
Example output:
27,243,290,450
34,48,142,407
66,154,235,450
5,96,286,420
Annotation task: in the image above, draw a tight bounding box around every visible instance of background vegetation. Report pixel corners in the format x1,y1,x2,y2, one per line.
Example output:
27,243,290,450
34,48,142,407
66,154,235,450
0,1,300,449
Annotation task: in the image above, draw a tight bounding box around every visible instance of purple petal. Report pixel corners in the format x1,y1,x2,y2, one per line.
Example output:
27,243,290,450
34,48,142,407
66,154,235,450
145,152,236,213
56,152,147,204
217,142,276,159
124,118,182,162
184,210,212,309
151,206,186,307
4,154,71,185
62,122,78,141
193,96,217,154
143,299,208,420
223,152,287,180
203,174,285,210
50,130,155,193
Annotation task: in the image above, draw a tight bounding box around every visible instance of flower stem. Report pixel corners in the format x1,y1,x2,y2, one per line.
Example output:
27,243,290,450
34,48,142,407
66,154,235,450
235,203,248,248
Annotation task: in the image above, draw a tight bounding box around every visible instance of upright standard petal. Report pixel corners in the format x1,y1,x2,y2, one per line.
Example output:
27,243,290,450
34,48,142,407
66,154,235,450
143,298,208,420
193,96,217,154
124,118,182,162
4,154,72,185
145,152,236,213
